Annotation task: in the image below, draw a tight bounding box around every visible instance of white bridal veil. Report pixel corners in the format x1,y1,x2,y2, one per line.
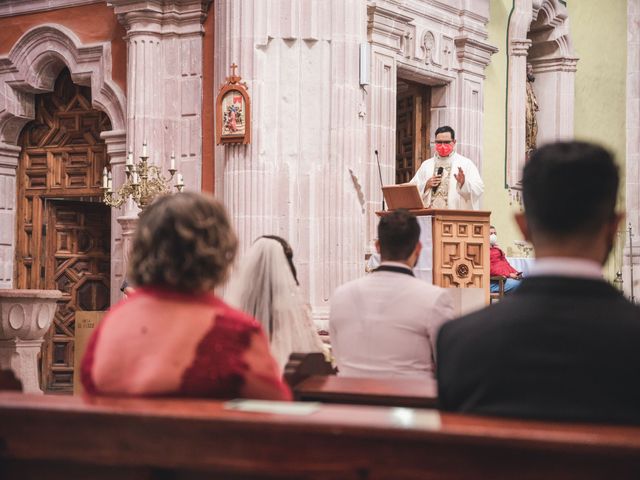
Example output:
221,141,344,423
226,237,324,370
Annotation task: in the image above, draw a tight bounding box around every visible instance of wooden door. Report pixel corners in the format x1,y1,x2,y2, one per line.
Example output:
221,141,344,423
15,68,112,392
43,201,111,391
396,81,431,184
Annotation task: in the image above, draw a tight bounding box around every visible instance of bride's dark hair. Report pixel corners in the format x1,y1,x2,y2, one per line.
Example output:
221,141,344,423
260,235,299,286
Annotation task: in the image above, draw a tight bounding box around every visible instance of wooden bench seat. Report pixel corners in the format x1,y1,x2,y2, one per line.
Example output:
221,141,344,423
2,392,640,479
294,375,437,409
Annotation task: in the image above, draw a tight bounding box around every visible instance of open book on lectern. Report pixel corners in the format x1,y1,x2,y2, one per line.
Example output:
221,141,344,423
381,183,425,211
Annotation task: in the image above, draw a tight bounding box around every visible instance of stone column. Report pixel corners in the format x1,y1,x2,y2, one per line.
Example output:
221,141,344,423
215,0,367,320
109,0,210,188
506,39,532,188
109,0,211,293
624,0,640,300
116,216,138,289
101,130,128,303
0,289,62,393
0,144,20,289
365,4,415,255
533,57,578,145
365,47,396,253
453,36,498,174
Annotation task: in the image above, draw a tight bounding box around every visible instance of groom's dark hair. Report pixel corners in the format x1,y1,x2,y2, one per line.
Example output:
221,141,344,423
523,141,619,236
378,209,420,261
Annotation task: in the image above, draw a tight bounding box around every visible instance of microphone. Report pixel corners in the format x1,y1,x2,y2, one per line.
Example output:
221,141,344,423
375,149,385,211
432,167,444,193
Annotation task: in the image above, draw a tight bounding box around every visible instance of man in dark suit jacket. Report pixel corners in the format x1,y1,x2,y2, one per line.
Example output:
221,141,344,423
437,141,640,424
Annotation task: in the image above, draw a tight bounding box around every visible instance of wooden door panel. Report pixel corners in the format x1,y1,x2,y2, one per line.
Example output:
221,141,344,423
44,201,110,392
395,81,431,184
16,68,112,393
396,95,415,184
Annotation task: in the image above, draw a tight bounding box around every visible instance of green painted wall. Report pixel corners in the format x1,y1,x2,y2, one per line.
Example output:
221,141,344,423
568,0,627,194
568,0,627,278
482,0,627,274
483,0,521,255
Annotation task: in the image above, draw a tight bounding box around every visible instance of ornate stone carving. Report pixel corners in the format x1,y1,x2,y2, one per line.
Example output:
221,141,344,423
506,0,578,189
455,36,499,72
442,36,455,71
0,24,126,144
422,31,436,65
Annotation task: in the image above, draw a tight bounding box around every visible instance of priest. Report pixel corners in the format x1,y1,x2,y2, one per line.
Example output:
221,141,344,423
410,126,484,210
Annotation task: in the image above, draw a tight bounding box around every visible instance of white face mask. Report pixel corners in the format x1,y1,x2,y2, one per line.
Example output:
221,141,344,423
489,234,498,246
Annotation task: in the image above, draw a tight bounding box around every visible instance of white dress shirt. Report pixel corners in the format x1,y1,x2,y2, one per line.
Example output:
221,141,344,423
329,261,455,383
529,257,604,280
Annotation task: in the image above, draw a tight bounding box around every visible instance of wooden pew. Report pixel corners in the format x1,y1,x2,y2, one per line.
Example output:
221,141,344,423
294,375,437,409
2,392,640,479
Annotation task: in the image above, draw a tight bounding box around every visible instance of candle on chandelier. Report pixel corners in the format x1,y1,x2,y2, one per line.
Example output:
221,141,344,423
170,152,176,171
126,151,133,167
142,141,148,158
132,171,139,185
102,167,108,189
177,173,184,186
107,171,113,192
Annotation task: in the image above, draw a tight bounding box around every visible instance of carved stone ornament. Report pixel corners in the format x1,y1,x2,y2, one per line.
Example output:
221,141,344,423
422,31,435,64
216,64,251,145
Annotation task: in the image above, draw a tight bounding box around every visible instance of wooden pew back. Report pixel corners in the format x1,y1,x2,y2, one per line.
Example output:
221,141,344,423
1,392,640,479
293,375,437,409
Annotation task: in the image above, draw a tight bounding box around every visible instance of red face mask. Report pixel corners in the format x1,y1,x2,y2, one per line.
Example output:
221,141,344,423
435,142,454,157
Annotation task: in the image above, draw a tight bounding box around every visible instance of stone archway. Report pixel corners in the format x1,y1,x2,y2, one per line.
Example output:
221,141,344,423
0,24,127,290
506,0,578,189
0,24,127,391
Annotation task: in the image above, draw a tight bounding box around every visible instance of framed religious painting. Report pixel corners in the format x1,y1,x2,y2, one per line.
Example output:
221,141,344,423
216,64,251,145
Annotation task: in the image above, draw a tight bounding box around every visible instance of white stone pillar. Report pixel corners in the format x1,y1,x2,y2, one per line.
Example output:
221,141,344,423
116,216,138,289
365,49,396,253
110,0,210,193
101,130,128,303
215,0,367,320
109,0,211,298
0,144,20,289
506,39,531,188
453,36,498,174
0,289,61,393
534,57,578,145
624,0,640,301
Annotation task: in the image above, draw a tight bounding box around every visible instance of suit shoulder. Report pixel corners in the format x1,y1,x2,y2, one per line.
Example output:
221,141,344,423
439,305,495,340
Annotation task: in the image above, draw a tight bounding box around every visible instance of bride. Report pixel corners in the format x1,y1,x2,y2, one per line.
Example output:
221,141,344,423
226,236,325,371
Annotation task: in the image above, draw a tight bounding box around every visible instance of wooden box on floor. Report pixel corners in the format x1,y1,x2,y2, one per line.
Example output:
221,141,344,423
73,311,105,395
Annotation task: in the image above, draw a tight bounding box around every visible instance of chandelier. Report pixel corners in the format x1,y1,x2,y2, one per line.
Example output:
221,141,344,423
102,142,184,210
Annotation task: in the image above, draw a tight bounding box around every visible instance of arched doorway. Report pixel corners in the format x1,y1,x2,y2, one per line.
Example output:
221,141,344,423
15,68,112,393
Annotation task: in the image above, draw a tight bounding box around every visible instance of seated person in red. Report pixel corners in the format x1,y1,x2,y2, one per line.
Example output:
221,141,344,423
490,225,522,294
82,192,291,401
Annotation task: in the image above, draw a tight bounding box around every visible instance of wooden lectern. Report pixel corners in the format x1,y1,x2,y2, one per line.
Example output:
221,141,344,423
377,209,491,304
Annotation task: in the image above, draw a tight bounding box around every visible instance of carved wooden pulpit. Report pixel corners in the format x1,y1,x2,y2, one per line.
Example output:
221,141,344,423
428,209,490,303
377,209,491,304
